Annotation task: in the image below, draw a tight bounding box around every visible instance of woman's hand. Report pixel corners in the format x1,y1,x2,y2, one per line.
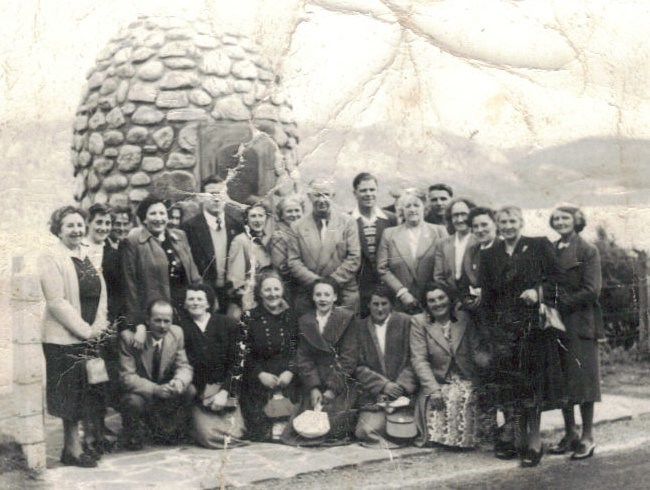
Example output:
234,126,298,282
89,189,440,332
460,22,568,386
310,388,323,409
322,389,335,405
400,292,417,308
428,391,445,411
519,289,539,306
132,324,147,350
89,321,109,339
258,371,279,389
383,382,405,399
277,371,294,388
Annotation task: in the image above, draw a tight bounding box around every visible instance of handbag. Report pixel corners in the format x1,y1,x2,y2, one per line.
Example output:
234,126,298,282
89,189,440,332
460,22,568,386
538,285,566,333
85,357,109,385
292,403,330,439
263,392,294,419
386,408,417,440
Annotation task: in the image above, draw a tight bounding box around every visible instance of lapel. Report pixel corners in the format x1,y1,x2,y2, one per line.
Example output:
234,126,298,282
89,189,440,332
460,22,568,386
195,214,216,260
555,235,580,270
392,226,418,279
424,318,451,354
159,331,175,378
449,317,467,355
299,217,322,266
383,314,404,376
142,335,155,379
443,236,455,276
365,318,387,374
322,308,350,346
415,225,437,263
318,214,340,267
300,311,333,352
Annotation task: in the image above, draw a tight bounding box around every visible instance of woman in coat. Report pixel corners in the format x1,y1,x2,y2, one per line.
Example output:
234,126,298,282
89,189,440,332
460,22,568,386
377,191,448,313
410,282,488,448
240,272,300,441
38,206,110,467
269,195,304,301
480,206,565,467
282,278,358,446
548,205,603,460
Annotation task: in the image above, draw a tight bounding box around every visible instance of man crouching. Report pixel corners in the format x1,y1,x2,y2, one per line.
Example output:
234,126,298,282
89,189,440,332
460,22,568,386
119,299,195,450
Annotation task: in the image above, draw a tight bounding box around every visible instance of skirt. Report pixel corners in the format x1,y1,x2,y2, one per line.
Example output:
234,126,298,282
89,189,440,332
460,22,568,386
192,404,247,449
560,336,601,404
43,343,87,420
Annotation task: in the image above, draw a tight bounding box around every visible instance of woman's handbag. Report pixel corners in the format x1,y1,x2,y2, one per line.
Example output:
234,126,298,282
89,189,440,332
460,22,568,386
292,403,330,439
85,357,110,385
386,408,417,440
538,285,566,333
263,392,295,419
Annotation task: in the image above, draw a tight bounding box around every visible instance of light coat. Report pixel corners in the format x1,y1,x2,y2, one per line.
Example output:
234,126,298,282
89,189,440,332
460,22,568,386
433,233,478,293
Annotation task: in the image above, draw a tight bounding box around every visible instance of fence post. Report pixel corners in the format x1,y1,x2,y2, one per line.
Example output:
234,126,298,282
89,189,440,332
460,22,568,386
637,253,650,357
11,256,47,472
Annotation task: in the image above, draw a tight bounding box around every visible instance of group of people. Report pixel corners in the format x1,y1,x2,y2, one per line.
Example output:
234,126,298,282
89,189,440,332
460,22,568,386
38,172,603,470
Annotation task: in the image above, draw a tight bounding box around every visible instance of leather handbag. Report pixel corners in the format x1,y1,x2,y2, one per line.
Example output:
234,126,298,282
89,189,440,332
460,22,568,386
292,403,330,439
386,408,417,440
263,392,295,419
85,357,109,385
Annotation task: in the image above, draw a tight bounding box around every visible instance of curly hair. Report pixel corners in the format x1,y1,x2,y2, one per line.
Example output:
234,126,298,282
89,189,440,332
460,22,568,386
48,206,87,237
550,205,586,233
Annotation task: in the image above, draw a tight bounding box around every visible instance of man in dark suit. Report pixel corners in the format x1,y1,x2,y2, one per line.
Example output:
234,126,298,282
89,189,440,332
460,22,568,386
424,183,453,226
350,173,397,317
355,286,416,446
119,300,195,449
182,175,243,312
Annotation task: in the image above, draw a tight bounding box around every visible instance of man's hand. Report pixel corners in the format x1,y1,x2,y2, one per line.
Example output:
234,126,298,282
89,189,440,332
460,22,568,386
383,382,405,399
322,389,335,405
167,379,184,395
428,392,445,411
310,388,322,409
400,292,417,307
277,371,294,388
258,372,279,389
154,384,172,399
132,324,147,350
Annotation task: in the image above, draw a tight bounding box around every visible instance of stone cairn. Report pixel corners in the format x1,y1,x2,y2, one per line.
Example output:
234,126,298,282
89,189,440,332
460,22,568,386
71,15,299,208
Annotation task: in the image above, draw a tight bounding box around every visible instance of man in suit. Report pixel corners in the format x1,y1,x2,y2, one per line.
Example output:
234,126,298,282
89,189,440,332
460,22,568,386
424,183,453,226
433,198,477,295
288,179,361,316
182,175,243,313
119,300,195,450
355,286,416,446
350,173,397,317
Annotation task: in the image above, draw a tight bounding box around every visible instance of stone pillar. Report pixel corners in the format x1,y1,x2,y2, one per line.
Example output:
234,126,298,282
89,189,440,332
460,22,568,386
11,257,46,472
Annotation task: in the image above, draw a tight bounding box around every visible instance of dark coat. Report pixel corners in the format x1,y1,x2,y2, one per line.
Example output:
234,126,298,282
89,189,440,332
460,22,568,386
102,240,124,326
355,312,416,406
433,233,478,294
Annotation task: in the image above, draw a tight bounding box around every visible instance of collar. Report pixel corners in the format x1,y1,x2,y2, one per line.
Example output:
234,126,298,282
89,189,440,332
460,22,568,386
107,237,120,250
55,240,88,259
203,209,225,228
480,239,496,250
454,232,471,246
351,206,388,223
371,314,391,329
136,226,177,244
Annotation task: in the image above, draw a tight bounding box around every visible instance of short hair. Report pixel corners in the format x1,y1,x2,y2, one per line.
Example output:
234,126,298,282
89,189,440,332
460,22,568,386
421,281,457,321
352,172,377,190
184,283,216,312
201,174,225,191
276,194,305,220
368,284,396,305
136,196,168,223
169,203,184,219
243,202,269,225
110,205,133,224
49,206,87,237
468,206,496,226
147,298,173,318
311,277,341,307
87,203,111,224
254,270,285,302
444,198,477,229
395,190,426,220
550,205,587,233
427,183,453,197
495,205,524,224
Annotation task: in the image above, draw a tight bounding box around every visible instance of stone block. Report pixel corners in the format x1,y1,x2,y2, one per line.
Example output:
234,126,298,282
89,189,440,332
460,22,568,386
159,41,192,58
271,92,286,106
131,106,165,125
22,443,46,473
199,51,231,76
258,68,274,82
13,345,43,385
74,115,88,132
160,72,199,89
132,47,155,62
167,152,196,169
88,132,105,154
108,193,129,207
116,80,129,103
97,94,117,109
130,171,151,187
152,170,196,197
138,60,165,81
212,94,250,121
88,111,106,130
78,151,92,168
240,37,259,53
166,108,208,122
99,77,118,95
122,102,136,115
142,156,164,172
156,90,189,108
117,145,142,172
234,80,253,93
144,31,165,48
178,124,198,151
242,91,256,106
126,126,149,144
93,157,114,175
143,145,158,153
253,103,279,121
232,60,258,80
94,191,108,204
189,88,212,106
273,127,289,147
106,107,125,128
225,45,246,60
15,413,45,445
87,170,101,191
103,148,119,158
128,188,150,202
279,106,295,124
73,134,85,151
103,130,125,146
113,46,132,65
96,42,118,62
167,28,193,41
86,92,99,110
222,34,239,45
202,77,231,97
103,174,129,192
194,34,219,49
87,71,106,90
163,57,197,69
128,83,157,102
74,172,86,200
116,63,135,78
152,126,174,150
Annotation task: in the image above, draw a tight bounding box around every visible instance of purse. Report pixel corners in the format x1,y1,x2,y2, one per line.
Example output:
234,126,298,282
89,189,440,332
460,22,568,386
263,392,294,419
292,403,330,439
85,357,109,385
386,408,417,440
538,285,566,333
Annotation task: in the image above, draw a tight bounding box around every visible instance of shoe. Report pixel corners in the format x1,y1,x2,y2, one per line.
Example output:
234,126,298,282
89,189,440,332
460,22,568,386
82,442,101,461
548,434,580,455
121,436,144,451
571,442,596,460
60,450,98,468
494,440,518,460
520,446,544,468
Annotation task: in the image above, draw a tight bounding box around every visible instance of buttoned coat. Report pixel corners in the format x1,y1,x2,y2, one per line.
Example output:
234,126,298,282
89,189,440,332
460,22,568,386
377,223,448,309
433,233,478,294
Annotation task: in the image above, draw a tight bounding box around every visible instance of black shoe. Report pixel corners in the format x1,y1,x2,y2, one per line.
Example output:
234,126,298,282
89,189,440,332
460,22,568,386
494,440,518,460
82,443,101,461
121,436,144,451
521,446,544,468
548,434,580,455
570,442,596,460
61,450,98,468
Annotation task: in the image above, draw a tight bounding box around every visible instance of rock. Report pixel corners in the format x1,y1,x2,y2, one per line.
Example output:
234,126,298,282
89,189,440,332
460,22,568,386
113,47,132,64
273,127,289,147
97,95,117,109
193,21,212,35
73,134,85,151
212,95,251,121
128,188,150,202
117,145,142,172
189,88,212,106
86,93,99,110
130,171,152,186
106,65,116,76
287,136,298,148
222,35,239,45
142,156,164,172
96,42,118,61
88,112,106,130
87,170,101,191
152,170,196,198
131,106,165,125
234,80,253,93
109,193,130,207
225,45,246,60
194,34,219,49
106,107,125,128
232,60,257,79
199,51,231,76
88,133,105,155
116,63,135,78
257,69,274,82
144,31,165,48
253,103,279,121
116,80,129,103
202,77,231,97
271,92,286,105
102,174,128,192
279,106,295,124
93,157,114,175
143,145,158,153
253,55,271,71
103,148,119,158
178,124,198,151
126,126,149,144
167,152,196,169
78,151,92,168
74,115,88,131
240,38,259,53
103,130,125,145
87,71,106,90
159,41,192,58
166,108,208,122
160,72,199,89
155,90,189,108
138,61,165,81
99,78,118,95
242,91,256,106
132,47,155,62
74,172,87,200
94,191,108,204
128,83,157,102
167,28,193,40
122,103,136,115
152,127,174,150
163,57,197,69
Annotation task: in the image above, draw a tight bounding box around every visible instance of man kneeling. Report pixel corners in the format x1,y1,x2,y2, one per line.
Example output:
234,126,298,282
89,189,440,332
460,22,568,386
355,286,417,447
119,299,195,450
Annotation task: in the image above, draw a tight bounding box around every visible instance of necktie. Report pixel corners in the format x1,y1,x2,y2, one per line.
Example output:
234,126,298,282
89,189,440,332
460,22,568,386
558,242,569,250
215,216,222,231
152,343,162,382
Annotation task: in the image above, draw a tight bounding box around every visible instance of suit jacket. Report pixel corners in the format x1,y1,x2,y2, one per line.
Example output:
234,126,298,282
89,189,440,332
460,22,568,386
119,325,193,398
555,234,604,340
433,233,478,293
296,308,357,395
377,223,448,307
102,240,124,325
355,312,416,405
181,207,242,286
288,212,361,300
122,227,201,326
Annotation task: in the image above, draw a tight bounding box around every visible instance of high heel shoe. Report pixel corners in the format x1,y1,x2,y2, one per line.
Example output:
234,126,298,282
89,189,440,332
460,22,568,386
520,445,544,468
571,442,596,460
548,433,580,455
60,450,97,468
